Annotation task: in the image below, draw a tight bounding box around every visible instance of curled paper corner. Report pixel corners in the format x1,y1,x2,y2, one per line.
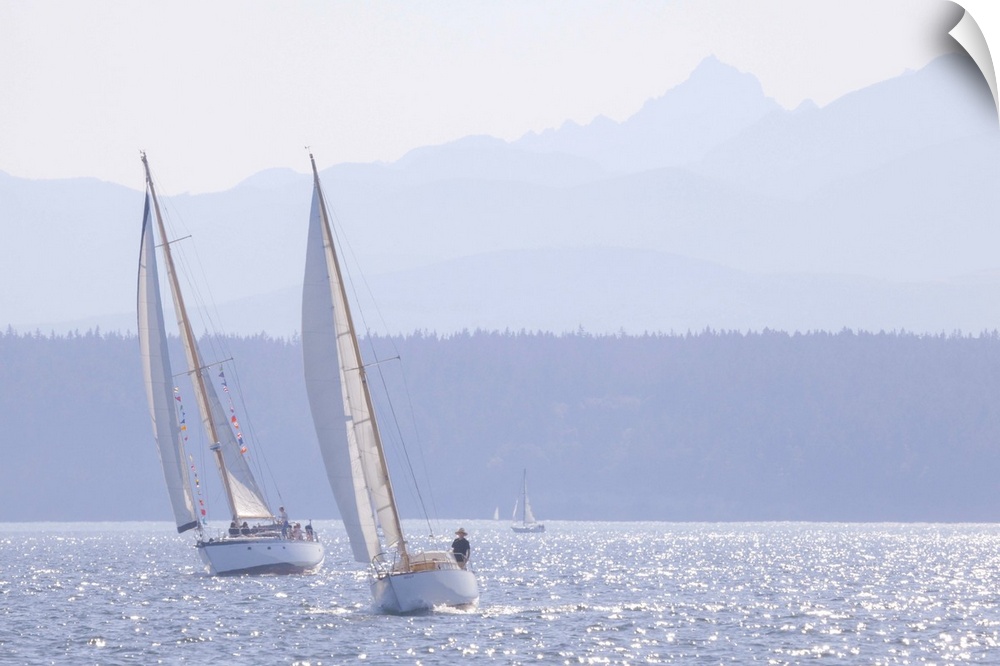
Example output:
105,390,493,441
950,5,999,119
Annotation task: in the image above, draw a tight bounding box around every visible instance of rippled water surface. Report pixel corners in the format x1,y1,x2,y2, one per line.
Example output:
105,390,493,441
3,521,1000,663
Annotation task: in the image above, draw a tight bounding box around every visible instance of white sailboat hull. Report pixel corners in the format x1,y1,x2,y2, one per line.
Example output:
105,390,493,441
372,567,479,614
196,537,324,575
512,523,545,533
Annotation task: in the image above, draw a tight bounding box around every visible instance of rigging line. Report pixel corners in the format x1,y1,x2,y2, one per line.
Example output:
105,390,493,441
223,356,283,511
152,173,278,518
154,200,229,369
362,339,441,533
186,391,220,525
389,346,441,534
366,331,440,534
157,198,235,370
369,351,435,536
149,169,260,527
150,180,224,520
325,204,436,525
323,221,442,531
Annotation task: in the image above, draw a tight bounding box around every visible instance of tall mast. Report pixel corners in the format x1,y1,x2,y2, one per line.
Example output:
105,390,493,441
309,152,409,564
141,152,240,523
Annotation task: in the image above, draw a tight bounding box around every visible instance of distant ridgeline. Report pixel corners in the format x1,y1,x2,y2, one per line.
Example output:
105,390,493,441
3,327,1000,523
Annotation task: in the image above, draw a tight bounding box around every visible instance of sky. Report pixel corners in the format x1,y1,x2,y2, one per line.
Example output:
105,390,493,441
1,0,994,195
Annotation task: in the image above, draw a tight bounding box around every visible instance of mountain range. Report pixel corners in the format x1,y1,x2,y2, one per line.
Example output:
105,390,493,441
2,53,998,337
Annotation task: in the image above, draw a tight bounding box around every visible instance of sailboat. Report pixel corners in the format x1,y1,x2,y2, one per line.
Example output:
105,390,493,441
137,153,324,575
301,153,479,613
511,469,545,533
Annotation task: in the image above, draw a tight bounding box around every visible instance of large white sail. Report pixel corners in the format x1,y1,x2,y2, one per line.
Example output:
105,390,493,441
137,195,199,534
522,472,537,523
524,497,537,524
301,165,404,563
201,369,272,519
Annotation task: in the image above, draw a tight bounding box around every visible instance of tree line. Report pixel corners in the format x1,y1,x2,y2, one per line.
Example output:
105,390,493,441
3,327,1000,523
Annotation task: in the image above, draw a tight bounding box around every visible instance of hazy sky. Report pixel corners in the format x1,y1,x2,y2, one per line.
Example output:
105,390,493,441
1,0,991,194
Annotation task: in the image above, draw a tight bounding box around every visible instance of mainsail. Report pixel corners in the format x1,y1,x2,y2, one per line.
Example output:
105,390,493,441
523,494,537,524
137,195,199,534
513,499,538,525
302,156,405,564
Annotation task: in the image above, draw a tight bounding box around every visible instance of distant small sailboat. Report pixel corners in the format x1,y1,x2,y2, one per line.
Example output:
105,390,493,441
493,507,500,521
302,153,479,613
137,153,323,575
511,469,545,533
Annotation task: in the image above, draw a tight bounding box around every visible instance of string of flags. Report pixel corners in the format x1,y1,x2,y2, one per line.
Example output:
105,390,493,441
219,370,249,455
170,369,252,524
173,387,188,442
174,387,207,523
169,371,251,523
189,455,207,523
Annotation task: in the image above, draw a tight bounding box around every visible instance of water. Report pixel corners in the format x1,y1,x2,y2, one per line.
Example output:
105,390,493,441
3,521,1000,664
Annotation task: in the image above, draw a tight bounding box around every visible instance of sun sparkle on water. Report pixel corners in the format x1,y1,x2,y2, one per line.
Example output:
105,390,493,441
3,520,1000,663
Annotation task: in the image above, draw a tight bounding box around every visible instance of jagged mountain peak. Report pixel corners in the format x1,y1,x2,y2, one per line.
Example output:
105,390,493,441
639,55,774,113
513,55,779,171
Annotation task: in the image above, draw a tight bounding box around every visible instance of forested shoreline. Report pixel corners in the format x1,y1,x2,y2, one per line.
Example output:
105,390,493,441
4,327,1000,523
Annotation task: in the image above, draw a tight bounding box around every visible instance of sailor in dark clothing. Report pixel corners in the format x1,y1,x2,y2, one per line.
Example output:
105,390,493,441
451,527,471,569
